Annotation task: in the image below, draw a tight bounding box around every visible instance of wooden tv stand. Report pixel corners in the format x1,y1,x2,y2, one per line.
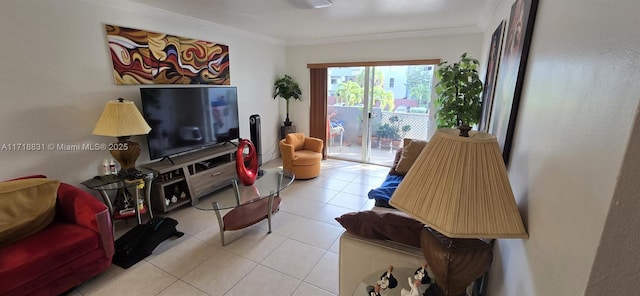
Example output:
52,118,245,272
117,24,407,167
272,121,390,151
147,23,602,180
142,144,237,213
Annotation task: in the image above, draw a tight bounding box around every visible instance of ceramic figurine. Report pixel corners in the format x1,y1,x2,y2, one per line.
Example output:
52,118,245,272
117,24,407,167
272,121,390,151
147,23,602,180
414,261,431,284
377,265,397,290
400,278,422,296
365,284,382,296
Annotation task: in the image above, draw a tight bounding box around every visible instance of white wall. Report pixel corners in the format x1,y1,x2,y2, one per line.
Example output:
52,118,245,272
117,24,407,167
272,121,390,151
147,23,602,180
482,0,640,295
0,0,285,185
285,33,484,137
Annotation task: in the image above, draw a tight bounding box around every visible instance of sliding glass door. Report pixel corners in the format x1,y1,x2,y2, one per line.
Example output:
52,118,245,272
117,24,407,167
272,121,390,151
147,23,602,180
326,64,435,166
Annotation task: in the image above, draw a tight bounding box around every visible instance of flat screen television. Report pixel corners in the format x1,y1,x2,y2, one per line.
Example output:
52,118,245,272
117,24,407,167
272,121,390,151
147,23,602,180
140,86,240,160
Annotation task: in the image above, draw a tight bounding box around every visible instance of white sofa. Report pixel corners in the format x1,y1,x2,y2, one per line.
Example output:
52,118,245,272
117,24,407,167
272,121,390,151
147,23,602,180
337,144,428,296
337,139,479,296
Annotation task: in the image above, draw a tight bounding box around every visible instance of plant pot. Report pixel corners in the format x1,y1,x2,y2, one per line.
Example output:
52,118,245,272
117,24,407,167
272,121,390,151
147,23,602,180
370,136,379,148
280,125,296,139
380,138,392,149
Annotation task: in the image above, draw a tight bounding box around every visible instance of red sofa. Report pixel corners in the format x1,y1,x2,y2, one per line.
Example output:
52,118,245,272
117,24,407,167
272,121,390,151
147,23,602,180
0,176,114,296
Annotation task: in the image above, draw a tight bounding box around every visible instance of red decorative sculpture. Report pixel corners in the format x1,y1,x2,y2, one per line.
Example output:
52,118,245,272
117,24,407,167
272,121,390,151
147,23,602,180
236,139,258,185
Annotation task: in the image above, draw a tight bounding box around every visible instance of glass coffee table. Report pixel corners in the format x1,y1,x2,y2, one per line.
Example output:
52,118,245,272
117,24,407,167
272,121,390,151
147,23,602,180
194,168,294,246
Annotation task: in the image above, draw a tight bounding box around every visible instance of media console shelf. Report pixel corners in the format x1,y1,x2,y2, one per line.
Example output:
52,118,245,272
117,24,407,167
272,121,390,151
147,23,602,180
142,144,237,213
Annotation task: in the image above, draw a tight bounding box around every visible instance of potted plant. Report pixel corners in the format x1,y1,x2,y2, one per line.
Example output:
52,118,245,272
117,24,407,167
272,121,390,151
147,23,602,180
434,53,483,134
387,115,412,149
273,74,302,126
393,124,412,149
377,115,407,149
376,123,394,148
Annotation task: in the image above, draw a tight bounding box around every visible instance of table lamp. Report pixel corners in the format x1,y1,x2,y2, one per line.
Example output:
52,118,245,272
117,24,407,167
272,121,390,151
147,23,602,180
93,98,151,177
389,128,528,296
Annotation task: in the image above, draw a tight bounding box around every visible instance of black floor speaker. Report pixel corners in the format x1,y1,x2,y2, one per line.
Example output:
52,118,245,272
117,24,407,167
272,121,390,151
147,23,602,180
249,114,262,167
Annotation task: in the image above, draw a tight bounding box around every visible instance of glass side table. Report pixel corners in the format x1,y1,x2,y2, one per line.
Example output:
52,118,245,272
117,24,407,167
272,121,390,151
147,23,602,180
81,169,157,226
194,168,295,246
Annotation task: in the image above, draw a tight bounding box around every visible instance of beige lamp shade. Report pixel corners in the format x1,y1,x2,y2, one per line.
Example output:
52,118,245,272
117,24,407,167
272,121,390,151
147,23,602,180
389,128,528,239
92,99,151,137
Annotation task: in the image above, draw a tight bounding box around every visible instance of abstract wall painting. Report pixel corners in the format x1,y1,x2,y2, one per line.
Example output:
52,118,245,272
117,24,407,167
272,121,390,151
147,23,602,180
489,0,539,165
105,25,230,85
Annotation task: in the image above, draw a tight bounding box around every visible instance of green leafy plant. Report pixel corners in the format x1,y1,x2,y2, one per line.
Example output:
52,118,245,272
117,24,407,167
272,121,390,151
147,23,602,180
434,53,483,129
376,123,396,139
407,65,434,107
373,86,394,111
401,124,412,138
336,81,364,106
377,115,411,140
273,75,302,126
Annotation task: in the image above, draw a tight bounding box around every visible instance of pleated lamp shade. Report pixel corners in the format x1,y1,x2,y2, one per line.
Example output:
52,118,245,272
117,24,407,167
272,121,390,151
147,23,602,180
92,99,151,137
389,128,528,239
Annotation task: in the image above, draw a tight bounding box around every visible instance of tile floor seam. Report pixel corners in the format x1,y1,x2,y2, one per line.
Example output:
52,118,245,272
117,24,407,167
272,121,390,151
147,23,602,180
221,263,261,296
147,233,222,279
227,232,286,265
259,238,326,278
233,262,308,295
150,277,180,296
280,209,333,224
174,279,212,296
299,254,324,281
303,249,330,281
281,235,329,250
144,251,210,285
301,281,338,296
290,281,305,296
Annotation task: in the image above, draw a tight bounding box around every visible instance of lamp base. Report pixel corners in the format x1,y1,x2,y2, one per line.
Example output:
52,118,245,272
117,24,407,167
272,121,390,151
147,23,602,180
420,227,492,296
110,137,142,179
117,167,144,179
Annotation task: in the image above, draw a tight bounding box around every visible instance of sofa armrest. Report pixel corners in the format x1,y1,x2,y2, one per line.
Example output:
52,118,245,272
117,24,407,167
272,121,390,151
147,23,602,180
389,147,404,175
56,183,114,258
279,139,295,169
303,137,324,153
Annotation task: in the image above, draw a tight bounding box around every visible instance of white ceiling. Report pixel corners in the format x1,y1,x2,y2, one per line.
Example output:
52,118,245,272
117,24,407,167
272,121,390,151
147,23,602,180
130,0,499,45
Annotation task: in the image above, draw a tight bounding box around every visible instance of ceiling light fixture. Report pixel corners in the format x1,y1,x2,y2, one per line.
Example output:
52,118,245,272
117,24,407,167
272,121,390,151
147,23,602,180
304,0,332,9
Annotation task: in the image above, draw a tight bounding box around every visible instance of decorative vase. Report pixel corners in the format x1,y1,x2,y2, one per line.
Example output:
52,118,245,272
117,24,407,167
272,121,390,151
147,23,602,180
235,139,258,185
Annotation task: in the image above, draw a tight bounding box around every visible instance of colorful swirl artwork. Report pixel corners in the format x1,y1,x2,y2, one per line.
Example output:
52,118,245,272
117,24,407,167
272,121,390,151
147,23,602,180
105,25,230,85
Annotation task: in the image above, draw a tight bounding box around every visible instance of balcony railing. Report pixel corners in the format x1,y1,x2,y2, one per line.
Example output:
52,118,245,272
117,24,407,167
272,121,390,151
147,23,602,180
327,105,430,165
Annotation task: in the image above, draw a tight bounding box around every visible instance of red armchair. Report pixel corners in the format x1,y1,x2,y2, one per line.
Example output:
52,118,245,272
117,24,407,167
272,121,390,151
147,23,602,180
0,176,114,296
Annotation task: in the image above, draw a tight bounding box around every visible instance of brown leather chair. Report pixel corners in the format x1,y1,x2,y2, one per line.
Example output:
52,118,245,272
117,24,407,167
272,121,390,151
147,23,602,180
279,133,323,179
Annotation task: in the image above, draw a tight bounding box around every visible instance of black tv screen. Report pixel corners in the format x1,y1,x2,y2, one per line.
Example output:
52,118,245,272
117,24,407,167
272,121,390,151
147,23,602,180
140,86,240,160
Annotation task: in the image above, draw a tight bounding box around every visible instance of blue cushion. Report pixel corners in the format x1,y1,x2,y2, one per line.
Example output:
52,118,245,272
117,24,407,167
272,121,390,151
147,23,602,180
367,174,404,202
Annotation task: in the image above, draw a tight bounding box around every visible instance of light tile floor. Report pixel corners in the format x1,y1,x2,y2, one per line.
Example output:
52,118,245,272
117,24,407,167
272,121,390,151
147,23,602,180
69,158,390,296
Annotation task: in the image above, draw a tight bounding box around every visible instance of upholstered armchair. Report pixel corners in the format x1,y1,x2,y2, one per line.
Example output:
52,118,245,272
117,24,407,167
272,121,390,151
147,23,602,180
279,133,323,179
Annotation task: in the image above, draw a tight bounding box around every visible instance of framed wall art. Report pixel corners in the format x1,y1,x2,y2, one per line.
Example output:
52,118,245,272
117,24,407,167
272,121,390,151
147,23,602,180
478,20,505,133
105,25,230,85
488,0,539,165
